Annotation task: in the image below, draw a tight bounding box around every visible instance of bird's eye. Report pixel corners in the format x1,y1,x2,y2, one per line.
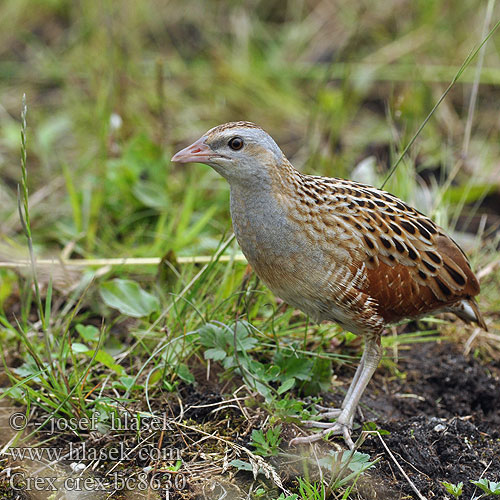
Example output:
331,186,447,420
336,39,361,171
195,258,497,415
228,136,244,151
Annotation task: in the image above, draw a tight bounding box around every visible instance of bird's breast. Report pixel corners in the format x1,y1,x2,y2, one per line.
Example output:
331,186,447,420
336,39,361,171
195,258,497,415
229,185,342,319
230,186,308,268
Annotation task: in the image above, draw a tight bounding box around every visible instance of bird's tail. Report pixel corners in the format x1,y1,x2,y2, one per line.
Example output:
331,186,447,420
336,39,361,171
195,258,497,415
451,298,488,331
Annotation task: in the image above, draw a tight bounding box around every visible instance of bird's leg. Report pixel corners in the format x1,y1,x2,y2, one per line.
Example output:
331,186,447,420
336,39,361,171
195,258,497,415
340,348,367,409
338,338,381,428
291,337,382,449
312,349,367,419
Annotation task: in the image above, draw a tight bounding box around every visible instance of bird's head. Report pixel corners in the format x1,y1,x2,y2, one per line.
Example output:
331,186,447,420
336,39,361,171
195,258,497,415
171,121,285,183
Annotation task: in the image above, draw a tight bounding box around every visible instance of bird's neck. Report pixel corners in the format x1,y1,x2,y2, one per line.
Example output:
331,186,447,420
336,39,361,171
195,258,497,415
228,158,304,263
228,156,299,213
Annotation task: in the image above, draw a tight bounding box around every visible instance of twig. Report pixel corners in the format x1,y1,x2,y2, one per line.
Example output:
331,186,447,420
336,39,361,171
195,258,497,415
376,432,427,500
477,257,500,280
0,254,247,269
464,327,481,356
470,460,492,500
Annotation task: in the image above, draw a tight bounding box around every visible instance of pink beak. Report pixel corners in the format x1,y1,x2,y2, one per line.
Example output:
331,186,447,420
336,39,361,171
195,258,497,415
171,136,213,163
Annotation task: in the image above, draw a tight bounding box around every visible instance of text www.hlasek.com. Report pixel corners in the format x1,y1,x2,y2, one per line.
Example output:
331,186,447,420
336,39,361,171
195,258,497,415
9,442,181,462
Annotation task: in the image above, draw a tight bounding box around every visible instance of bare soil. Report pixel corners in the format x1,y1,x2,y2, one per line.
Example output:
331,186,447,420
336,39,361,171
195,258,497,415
358,342,500,499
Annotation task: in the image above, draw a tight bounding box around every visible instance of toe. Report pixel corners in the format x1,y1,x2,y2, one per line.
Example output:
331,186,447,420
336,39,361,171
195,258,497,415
302,420,342,428
314,405,342,418
289,432,324,446
342,426,355,449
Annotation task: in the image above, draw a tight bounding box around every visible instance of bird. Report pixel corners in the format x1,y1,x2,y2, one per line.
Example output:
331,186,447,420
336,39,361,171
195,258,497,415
171,121,487,448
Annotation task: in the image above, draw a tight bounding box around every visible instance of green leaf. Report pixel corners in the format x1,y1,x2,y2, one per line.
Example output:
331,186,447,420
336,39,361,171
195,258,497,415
251,429,267,446
13,361,41,378
71,343,89,353
267,365,281,380
233,321,258,351
318,450,377,483
204,348,227,361
90,350,125,375
76,324,100,342
37,115,72,154
100,279,160,318
442,481,463,498
230,459,253,471
113,375,143,391
236,335,258,351
147,369,163,386
442,183,496,205
273,351,313,381
250,426,282,456
198,323,225,347
346,451,375,473
362,421,390,435
277,378,295,395
471,479,500,495
132,181,169,209
176,363,195,384
72,343,125,375
165,460,182,472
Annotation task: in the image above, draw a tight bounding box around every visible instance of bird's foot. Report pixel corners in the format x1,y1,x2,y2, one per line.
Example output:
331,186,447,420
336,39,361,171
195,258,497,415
290,413,355,449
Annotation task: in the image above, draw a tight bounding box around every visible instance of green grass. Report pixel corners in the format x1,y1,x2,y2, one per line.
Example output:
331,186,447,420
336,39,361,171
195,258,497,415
1,0,500,498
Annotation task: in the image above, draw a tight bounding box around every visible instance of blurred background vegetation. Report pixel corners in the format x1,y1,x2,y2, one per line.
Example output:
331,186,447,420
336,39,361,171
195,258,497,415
1,0,499,262
0,0,499,497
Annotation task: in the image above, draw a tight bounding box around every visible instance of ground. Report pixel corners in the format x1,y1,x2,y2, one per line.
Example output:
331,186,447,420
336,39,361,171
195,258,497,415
176,340,500,499
362,342,500,499
1,326,499,499
173,339,500,499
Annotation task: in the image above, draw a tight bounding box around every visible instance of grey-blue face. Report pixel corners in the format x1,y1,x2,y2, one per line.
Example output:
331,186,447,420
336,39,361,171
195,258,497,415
171,121,284,182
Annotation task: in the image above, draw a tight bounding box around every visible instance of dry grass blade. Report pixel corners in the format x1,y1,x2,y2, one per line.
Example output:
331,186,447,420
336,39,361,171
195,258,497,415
0,254,247,269
462,0,496,157
174,421,291,495
381,16,500,189
375,432,427,500
477,257,500,280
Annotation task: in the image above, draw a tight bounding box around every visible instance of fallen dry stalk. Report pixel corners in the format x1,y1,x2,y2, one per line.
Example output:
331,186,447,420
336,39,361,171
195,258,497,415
375,432,427,500
0,254,248,269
